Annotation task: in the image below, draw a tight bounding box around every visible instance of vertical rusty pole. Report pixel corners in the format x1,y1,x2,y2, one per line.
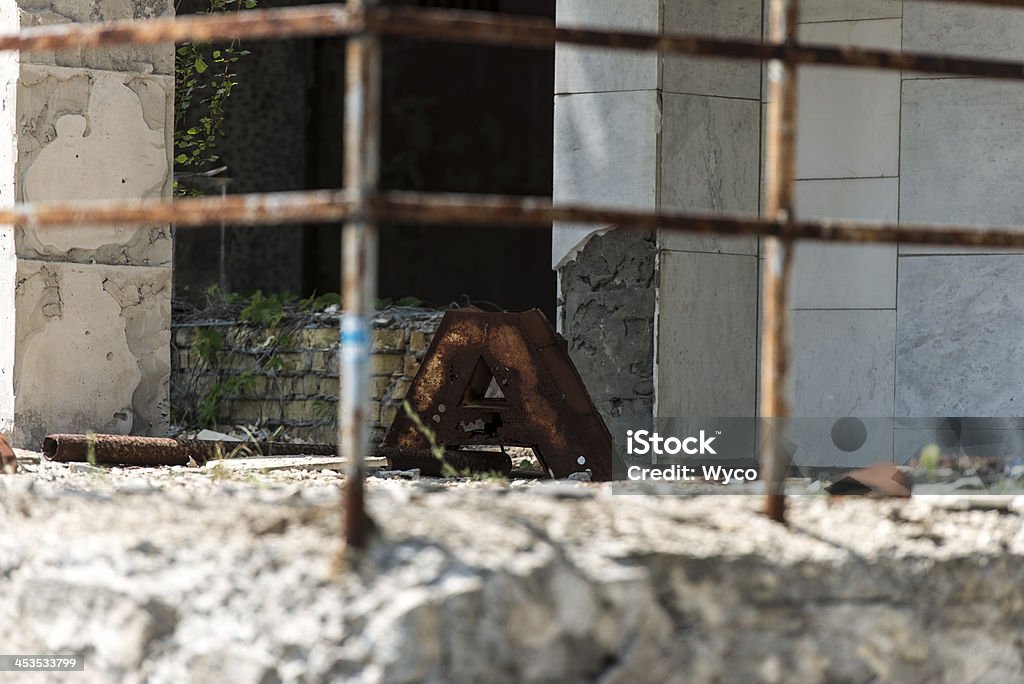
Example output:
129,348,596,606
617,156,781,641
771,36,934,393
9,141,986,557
761,0,799,523
341,0,380,549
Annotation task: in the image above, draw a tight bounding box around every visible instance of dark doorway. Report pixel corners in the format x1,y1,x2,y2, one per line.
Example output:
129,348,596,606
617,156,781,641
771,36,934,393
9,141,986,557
175,0,556,319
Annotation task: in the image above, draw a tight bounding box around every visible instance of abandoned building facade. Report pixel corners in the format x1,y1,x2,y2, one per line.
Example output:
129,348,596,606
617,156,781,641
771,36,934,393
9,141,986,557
0,0,1019,470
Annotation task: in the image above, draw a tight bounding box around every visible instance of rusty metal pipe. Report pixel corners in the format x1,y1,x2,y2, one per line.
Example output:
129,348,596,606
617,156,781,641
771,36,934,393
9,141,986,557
20,189,1024,250
0,5,1020,84
43,434,191,466
761,0,800,524
0,5,360,53
373,191,1024,250
369,7,1024,82
340,0,381,550
2,190,349,229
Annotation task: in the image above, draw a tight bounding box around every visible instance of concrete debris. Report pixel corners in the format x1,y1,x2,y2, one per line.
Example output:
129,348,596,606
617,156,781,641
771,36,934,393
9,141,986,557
2,465,1024,683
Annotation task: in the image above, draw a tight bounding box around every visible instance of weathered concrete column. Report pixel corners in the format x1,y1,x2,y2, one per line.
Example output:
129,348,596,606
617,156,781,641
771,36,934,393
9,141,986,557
9,0,174,446
554,0,761,455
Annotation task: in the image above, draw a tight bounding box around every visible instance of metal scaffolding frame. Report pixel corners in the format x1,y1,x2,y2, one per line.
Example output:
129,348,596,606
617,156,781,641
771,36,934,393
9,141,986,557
4,0,1024,540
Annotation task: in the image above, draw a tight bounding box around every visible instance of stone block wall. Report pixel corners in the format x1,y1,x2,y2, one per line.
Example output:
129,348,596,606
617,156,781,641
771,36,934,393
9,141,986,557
6,0,174,447
171,309,443,444
555,0,1024,468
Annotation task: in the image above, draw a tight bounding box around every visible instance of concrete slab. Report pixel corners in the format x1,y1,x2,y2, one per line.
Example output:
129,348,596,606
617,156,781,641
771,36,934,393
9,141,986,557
896,255,1024,418
554,0,659,95
792,19,902,179
553,91,659,267
790,177,898,309
904,1,1024,76
659,93,760,255
797,0,902,23
656,251,758,418
662,0,761,100
900,78,1024,254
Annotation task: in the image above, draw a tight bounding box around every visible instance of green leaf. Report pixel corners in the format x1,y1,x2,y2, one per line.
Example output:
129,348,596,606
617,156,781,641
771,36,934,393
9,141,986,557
194,57,208,73
175,154,188,164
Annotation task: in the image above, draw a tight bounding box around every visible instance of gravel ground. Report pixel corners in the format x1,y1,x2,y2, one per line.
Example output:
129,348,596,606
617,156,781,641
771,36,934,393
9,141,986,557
2,454,1024,683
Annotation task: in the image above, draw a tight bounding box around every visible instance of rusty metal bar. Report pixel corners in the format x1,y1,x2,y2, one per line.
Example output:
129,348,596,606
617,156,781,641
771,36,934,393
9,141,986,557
373,192,1024,250
0,5,359,52
43,434,191,466
0,5,1021,84
369,7,1024,82
17,189,1024,251
3,190,350,228
761,0,799,524
340,0,381,550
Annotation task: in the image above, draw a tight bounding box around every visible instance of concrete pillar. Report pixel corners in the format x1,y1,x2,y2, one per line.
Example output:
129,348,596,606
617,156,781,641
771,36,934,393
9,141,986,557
554,0,761,455
9,0,174,446
553,0,660,450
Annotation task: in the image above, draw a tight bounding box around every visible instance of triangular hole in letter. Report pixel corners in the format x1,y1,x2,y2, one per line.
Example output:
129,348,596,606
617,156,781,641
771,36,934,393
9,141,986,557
461,356,507,408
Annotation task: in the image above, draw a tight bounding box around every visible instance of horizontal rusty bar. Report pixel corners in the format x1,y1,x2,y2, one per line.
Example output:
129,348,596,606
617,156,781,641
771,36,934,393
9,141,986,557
0,5,359,53
0,190,349,228
372,7,1024,81
373,191,1024,250
10,188,1024,252
0,5,1021,83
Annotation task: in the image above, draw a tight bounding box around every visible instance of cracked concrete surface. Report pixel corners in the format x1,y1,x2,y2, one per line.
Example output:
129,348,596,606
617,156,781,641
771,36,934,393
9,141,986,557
2,462,1024,683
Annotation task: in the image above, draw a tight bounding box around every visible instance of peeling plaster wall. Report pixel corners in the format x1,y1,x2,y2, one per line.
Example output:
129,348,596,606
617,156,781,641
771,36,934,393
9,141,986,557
9,0,173,446
0,0,16,434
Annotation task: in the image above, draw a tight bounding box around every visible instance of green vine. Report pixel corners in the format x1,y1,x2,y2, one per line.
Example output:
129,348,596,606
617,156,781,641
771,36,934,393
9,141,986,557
174,0,256,196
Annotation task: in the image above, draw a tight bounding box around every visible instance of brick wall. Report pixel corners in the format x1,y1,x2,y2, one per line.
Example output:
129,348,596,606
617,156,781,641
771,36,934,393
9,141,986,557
171,308,443,443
